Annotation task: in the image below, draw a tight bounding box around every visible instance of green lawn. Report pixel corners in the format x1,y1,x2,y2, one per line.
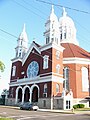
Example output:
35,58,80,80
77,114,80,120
0,118,14,120
75,108,90,111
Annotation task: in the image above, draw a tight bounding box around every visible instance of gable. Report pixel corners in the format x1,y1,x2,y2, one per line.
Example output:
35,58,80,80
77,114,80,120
22,42,41,66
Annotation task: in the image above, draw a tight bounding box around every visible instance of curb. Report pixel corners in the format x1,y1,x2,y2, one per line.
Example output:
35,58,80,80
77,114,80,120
38,109,75,114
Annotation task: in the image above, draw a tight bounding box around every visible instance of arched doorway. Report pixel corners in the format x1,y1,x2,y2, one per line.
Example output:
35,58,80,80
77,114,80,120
24,87,30,102
18,88,22,102
32,87,38,102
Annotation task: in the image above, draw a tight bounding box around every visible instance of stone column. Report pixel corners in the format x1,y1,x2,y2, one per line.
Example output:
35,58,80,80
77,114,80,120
51,97,53,110
29,91,32,104
22,90,25,104
63,97,66,110
15,90,18,104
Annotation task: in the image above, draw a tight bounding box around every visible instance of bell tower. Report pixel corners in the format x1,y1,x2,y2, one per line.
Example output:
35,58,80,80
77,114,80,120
15,24,28,58
44,5,60,45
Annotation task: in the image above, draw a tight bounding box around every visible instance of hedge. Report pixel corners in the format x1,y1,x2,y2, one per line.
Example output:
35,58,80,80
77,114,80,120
73,104,85,109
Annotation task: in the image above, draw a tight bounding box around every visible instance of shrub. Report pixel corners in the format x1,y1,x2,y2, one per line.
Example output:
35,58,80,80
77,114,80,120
73,104,85,109
73,105,77,109
78,104,85,108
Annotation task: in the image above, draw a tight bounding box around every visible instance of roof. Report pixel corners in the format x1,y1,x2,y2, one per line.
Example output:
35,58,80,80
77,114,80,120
33,41,41,48
61,43,90,59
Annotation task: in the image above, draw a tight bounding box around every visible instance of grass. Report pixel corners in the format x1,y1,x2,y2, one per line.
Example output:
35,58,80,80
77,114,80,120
74,108,90,111
0,118,14,120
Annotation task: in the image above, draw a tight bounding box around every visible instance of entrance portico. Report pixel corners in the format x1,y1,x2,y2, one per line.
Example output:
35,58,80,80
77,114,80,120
15,84,39,104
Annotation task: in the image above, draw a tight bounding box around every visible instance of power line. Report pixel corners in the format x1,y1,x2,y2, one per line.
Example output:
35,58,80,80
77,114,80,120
12,0,45,20
36,0,90,15
22,0,48,17
0,0,90,52
0,28,17,39
12,0,90,45
0,28,32,45
32,49,82,73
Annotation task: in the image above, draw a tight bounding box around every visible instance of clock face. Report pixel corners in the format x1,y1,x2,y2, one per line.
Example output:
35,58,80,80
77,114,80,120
27,61,39,78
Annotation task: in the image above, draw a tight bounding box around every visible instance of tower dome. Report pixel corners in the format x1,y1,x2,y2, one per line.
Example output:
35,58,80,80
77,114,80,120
59,8,79,45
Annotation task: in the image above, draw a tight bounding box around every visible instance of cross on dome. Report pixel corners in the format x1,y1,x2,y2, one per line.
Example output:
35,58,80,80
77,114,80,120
51,5,54,13
23,23,26,33
62,7,67,17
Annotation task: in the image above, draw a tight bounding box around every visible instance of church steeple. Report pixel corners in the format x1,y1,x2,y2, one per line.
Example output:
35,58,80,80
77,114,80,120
15,24,28,58
44,5,60,45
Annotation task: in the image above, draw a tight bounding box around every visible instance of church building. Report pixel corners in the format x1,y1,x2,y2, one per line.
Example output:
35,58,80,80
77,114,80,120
8,6,90,110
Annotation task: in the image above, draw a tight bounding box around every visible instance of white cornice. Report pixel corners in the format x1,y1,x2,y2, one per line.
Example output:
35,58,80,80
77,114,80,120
22,42,41,66
11,58,22,63
9,75,64,87
40,42,65,52
40,72,63,77
63,57,90,64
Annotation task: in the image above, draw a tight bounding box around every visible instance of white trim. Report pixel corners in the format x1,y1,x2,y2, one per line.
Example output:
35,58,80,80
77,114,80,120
40,72,63,77
52,72,63,77
40,42,65,52
22,42,41,65
23,85,31,93
9,75,64,87
31,84,40,97
11,58,22,63
63,57,90,64
40,72,52,76
43,55,49,69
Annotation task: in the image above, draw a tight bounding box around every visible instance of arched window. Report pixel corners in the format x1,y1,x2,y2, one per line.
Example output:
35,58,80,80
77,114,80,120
43,55,49,69
56,84,59,93
63,67,69,91
56,51,60,59
60,34,62,40
56,64,60,74
44,84,47,93
64,33,66,39
82,67,89,91
12,66,16,76
46,36,50,44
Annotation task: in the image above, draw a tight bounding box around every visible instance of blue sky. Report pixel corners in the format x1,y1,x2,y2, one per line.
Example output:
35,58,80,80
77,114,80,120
0,0,90,94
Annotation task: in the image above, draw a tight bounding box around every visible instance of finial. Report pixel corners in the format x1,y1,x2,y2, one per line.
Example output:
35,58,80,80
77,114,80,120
51,5,54,13
23,23,26,32
62,7,67,17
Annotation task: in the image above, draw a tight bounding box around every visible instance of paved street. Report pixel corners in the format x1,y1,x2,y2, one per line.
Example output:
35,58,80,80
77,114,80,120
0,106,90,120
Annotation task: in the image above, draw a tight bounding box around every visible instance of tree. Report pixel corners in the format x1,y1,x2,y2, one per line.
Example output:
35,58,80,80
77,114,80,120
1,89,9,98
0,61,5,72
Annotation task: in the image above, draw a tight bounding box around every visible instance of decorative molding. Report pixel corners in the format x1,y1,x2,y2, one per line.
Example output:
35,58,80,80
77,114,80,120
40,42,65,52
63,57,90,64
11,58,22,63
40,72,63,77
9,74,64,87
22,42,41,66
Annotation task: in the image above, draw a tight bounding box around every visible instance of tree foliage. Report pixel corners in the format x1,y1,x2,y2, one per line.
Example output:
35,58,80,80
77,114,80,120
0,61,5,72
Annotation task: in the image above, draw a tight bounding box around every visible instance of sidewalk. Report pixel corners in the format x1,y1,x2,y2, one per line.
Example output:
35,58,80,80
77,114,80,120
38,109,75,114
38,109,90,115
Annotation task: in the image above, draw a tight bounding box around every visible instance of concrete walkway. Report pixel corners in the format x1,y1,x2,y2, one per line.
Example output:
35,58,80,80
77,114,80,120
38,109,90,115
38,109,74,114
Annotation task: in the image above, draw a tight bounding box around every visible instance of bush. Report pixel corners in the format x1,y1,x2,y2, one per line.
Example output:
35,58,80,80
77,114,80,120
73,105,78,109
73,104,85,109
78,104,85,108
